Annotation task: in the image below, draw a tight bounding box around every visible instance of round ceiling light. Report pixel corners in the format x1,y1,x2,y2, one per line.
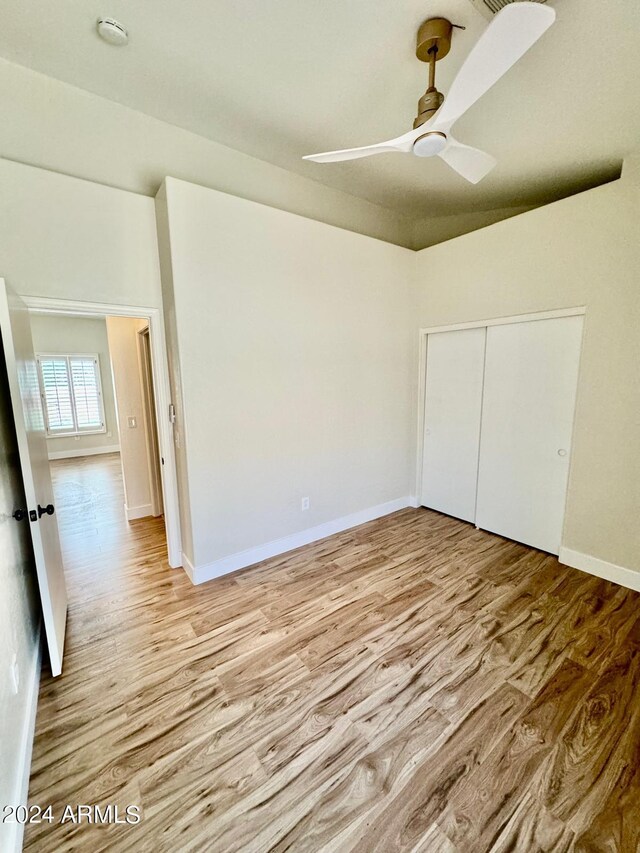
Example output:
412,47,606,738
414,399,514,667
413,132,448,158
96,18,129,46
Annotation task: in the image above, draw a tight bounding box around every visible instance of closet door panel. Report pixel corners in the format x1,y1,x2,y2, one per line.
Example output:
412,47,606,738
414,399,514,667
475,316,583,554
421,327,486,523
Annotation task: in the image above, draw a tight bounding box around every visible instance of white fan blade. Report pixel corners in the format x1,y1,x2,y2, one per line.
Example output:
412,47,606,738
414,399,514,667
438,138,497,184
303,127,422,163
434,1,555,131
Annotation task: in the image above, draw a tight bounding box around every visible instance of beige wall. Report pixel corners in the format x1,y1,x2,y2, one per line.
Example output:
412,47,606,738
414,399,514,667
411,205,536,250
106,317,153,518
0,158,161,308
29,314,119,457
158,177,415,569
413,166,640,573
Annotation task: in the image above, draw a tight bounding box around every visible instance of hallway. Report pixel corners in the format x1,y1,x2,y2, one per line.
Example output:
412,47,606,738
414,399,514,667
47,452,167,585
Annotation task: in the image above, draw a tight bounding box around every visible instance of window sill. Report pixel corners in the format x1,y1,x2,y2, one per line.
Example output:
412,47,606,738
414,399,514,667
47,429,107,439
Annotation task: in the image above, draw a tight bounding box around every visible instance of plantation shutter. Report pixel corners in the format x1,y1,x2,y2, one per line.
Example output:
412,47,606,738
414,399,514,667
39,357,74,433
70,357,103,430
38,355,105,435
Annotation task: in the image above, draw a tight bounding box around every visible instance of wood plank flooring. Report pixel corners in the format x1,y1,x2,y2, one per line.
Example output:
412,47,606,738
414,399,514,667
24,454,640,852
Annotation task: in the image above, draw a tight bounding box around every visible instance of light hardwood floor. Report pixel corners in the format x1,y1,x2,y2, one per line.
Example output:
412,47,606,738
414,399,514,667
25,453,640,852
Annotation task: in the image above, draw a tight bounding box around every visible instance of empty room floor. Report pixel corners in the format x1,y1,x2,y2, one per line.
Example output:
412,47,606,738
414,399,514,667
25,457,640,851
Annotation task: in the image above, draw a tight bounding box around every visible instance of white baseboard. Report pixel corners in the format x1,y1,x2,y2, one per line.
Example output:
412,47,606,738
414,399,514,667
182,553,196,583
48,444,120,460
185,496,412,585
6,629,41,853
559,547,640,593
408,495,420,508
124,502,153,521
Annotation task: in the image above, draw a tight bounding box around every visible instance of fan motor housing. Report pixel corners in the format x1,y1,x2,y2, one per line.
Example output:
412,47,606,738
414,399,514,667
414,89,445,129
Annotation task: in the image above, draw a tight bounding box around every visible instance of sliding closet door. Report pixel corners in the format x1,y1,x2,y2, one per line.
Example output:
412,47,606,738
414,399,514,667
421,327,486,523
476,316,583,554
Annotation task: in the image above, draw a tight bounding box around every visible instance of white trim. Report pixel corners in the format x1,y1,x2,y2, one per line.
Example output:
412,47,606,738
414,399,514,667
414,330,429,503
22,295,182,568
7,629,41,853
559,547,640,593
48,444,120,460
419,306,586,336
137,326,164,518
181,552,196,584
186,497,411,585
125,502,153,521
24,296,162,318
558,314,589,550
414,306,587,502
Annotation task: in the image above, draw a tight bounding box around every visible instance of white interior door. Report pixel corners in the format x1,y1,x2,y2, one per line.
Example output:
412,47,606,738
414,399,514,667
475,316,583,554
0,280,67,675
421,327,486,523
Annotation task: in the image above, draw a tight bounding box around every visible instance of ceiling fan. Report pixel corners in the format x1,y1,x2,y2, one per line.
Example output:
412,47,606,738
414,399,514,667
303,1,555,184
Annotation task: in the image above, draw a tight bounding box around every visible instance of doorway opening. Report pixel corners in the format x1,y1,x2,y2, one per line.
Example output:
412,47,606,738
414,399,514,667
23,297,181,571
28,309,176,571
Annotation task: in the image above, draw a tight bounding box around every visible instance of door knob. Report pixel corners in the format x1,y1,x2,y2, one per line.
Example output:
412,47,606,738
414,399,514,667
38,503,55,518
12,508,27,521
557,449,567,457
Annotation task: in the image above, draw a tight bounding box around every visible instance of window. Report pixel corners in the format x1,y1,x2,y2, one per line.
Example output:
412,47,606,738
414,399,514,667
37,354,106,437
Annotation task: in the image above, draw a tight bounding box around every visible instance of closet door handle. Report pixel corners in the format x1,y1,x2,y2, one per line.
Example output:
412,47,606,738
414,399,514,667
38,503,55,518
557,449,567,458
12,508,27,522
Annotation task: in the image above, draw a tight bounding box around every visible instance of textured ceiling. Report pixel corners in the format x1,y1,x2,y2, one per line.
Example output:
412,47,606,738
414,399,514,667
0,0,634,219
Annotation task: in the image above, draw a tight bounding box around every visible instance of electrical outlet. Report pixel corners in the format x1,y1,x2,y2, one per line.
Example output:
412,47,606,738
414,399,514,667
107,430,112,438
301,497,310,511
10,654,19,695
